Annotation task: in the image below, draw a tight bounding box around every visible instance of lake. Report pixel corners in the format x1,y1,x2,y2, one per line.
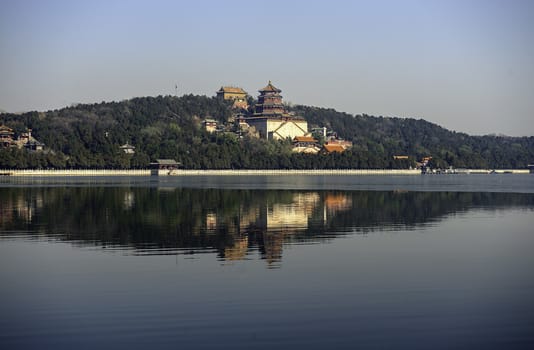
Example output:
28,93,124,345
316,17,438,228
1,174,533,349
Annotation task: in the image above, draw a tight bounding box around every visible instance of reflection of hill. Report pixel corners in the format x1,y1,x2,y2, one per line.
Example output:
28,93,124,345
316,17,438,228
1,187,533,266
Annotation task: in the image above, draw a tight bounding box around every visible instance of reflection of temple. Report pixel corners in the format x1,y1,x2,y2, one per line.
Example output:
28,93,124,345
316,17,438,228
243,192,349,231
263,192,319,230
5,188,526,268
0,200,13,227
262,232,284,267
123,191,135,210
224,236,249,261
0,192,44,228
206,213,217,230
214,192,350,266
1,188,356,267
197,191,353,266
323,193,352,218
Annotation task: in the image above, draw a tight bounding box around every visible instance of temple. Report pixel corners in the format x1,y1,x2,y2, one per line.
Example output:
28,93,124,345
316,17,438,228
254,81,285,116
216,86,248,110
0,126,44,151
245,81,308,140
0,125,14,147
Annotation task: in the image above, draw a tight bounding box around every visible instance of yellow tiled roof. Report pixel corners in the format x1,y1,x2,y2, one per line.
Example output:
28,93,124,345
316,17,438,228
294,136,317,143
0,125,14,132
218,86,247,94
259,81,281,93
323,144,345,153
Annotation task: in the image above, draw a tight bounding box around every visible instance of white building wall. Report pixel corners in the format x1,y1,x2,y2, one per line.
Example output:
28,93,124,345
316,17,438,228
267,120,308,140
246,118,308,140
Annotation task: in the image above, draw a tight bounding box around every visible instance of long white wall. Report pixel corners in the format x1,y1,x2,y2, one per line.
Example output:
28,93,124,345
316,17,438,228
156,169,421,176
2,169,420,176
1,169,150,176
1,169,529,177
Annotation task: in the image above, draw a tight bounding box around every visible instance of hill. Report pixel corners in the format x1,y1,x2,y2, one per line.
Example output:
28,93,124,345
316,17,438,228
292,105,534,169
0,95,532,169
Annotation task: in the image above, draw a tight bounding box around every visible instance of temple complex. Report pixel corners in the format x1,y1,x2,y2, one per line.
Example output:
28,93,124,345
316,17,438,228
245,81,308,140
0,126,44,151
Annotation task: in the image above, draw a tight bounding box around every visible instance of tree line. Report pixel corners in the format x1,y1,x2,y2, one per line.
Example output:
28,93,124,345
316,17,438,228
0,94,532,169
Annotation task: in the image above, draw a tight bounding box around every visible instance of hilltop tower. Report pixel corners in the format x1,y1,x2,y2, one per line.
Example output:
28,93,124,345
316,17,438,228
216,86,248,110
244,81,308,140
254,81,285,116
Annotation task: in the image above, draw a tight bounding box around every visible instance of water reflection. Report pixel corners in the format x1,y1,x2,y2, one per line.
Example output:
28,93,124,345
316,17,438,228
1,187,533,267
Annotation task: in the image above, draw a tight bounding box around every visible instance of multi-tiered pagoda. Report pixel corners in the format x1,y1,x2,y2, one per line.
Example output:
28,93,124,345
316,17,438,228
254,81,286,116
245,81,308,140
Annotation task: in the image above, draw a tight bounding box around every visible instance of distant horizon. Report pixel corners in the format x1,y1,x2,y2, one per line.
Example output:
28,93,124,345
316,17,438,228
1,0,533,136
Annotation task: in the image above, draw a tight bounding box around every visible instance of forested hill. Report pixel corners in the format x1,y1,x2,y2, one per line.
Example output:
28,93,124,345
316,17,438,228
292,105,534,169
0,94,532,169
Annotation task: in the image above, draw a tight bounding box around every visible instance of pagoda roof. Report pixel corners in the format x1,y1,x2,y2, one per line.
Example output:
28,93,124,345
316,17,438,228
0,125,14,133
294,136,317,143
323,144,346,153
259,81,281,93
218,86,247,94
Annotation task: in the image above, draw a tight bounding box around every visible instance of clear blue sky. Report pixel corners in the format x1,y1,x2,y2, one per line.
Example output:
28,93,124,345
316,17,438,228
1,0,533,136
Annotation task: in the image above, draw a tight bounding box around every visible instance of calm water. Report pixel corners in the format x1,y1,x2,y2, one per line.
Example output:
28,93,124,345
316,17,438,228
1,175,534,349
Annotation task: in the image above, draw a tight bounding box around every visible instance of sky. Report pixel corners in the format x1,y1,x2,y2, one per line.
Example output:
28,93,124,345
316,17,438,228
0,0,533,136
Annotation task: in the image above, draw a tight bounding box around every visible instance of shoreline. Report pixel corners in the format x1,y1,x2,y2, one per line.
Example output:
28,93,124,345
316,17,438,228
0,169,530,177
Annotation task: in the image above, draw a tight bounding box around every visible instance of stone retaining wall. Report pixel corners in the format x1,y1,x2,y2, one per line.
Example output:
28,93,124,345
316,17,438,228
1,169,529,177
